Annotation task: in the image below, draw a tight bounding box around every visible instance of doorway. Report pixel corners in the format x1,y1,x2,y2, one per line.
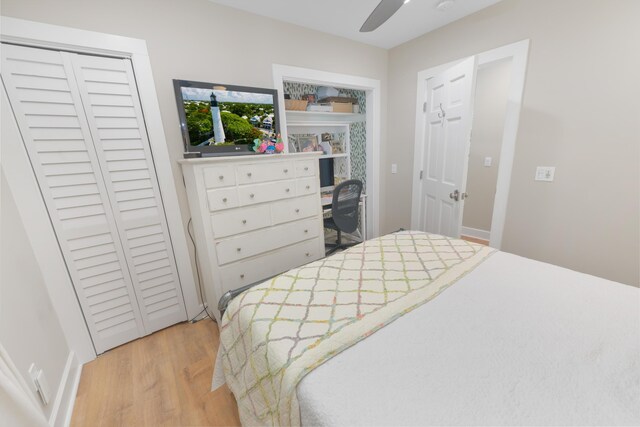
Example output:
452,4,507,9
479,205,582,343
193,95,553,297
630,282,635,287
410,40,529,249
272,64,382,239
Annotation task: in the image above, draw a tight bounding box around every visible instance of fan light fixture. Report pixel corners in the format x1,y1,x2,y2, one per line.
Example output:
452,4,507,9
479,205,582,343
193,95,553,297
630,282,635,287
436,0,455,12
360,0,407,32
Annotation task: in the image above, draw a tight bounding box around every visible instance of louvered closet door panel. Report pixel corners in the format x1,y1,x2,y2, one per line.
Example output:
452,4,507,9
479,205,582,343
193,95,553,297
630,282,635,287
70,54,187,332
1,44,146,353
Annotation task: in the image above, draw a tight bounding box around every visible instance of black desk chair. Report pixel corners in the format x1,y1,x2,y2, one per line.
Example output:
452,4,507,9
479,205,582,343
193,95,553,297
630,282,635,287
324,179,363,255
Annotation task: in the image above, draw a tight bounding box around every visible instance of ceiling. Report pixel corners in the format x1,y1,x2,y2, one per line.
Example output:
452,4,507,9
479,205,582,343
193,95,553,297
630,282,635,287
208,0,502,49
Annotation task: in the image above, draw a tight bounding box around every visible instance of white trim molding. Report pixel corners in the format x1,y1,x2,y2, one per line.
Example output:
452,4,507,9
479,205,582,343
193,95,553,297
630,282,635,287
410,39,530,249
461,226,491,242
48,352,82,427
272,64,381,238
1,17,201,351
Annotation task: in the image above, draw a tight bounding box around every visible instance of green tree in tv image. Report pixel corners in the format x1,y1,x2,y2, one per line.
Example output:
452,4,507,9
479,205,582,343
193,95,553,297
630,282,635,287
183,101,276,146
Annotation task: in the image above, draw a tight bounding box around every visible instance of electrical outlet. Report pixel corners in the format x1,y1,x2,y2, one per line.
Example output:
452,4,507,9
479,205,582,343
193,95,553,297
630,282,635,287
391,164,398,174
484,157,492,167
535,166,555,182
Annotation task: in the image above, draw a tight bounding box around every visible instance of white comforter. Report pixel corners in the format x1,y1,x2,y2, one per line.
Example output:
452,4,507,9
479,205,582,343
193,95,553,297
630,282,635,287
297,251,640,426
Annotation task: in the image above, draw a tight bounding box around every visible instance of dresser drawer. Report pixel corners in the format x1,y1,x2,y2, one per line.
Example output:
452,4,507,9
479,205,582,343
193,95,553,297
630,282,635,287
237,180,296,206
211,204,271,238
216,217,320,265
207,187,238,212
218,238,322,294
203,165,236,189
295,159,316,177
236,161,294,185
271,195,318,225
296,176,318,196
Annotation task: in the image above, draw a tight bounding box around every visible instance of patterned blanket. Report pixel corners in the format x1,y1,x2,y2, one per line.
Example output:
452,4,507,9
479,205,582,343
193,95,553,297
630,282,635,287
219,231,495,426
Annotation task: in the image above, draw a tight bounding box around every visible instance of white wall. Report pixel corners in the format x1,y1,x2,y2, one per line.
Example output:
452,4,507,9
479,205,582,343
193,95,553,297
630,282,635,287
0,0,389,300
1,0,637,290
387,0,640,286
462,59,512,233
0,173,71,421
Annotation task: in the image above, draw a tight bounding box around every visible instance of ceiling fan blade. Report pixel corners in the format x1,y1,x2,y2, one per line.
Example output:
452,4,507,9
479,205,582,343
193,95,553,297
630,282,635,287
360,0,405,32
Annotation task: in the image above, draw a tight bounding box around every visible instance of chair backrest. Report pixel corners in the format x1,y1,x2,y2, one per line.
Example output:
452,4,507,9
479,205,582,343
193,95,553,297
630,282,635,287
331,179,363,234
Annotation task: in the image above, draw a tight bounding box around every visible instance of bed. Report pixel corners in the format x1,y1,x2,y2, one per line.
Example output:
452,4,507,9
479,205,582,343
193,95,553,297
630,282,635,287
215,231,640,426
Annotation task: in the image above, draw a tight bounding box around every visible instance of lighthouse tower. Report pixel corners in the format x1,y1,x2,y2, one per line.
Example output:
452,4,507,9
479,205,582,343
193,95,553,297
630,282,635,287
210,92,225,144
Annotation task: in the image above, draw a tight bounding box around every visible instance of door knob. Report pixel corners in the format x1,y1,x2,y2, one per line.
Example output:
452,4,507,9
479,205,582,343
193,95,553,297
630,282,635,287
449,189,460,201
460,192,469,200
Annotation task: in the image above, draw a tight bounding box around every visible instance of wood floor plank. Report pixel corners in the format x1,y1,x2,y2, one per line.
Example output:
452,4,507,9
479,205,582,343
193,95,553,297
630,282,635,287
460,235,489,245
71,319,241,427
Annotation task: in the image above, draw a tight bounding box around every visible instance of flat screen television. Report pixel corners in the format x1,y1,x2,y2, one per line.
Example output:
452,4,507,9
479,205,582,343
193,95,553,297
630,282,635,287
173,80,280,157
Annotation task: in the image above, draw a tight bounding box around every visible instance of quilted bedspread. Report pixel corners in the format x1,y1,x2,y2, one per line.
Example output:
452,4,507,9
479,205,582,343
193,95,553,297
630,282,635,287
219,231,495,426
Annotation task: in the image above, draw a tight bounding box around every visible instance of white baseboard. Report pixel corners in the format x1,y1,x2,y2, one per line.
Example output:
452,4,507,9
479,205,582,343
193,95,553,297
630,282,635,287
461,226,490,241
48,351,82,427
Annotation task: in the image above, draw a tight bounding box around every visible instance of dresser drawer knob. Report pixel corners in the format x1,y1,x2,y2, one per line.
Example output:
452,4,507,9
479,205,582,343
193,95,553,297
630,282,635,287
250,193,255,199
247,172,252,177
240,274,245,279
237,248,241,252
242,219,247,224
295,208,300,213
219,175,224,180
306,185,310,190
304,229,308,233
284,168,289,173
285,188,290,193
304,166,309,171
222,197,228,203
305,252,310,257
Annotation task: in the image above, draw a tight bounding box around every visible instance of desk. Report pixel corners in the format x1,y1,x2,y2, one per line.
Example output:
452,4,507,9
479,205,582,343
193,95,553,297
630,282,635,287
321,193,367,241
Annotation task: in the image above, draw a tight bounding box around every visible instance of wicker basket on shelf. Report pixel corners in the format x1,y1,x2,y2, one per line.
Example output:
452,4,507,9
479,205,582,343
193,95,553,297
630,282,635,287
284,99,308,111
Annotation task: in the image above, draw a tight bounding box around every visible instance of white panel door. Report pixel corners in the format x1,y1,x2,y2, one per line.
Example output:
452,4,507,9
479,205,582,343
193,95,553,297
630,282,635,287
0,43,146,353
421,57,477,237
69,54,187,332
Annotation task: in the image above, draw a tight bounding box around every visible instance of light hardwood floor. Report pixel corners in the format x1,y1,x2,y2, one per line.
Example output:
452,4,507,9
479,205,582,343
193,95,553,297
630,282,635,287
71,318,241,427
460,235,489,245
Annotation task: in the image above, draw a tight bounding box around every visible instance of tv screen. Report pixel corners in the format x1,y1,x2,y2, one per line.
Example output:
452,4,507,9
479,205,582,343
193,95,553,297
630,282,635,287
173,80,279,156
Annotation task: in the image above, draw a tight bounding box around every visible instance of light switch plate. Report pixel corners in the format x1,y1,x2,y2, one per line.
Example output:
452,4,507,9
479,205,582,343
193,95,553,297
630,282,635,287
484,157,492,167
391,163,398,174
535,166,555,182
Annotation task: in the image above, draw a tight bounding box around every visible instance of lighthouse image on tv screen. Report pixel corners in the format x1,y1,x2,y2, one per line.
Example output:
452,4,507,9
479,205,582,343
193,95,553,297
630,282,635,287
179,86,276,147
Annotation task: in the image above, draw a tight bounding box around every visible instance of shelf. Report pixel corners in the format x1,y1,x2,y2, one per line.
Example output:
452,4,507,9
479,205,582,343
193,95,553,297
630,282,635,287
319,153,348,159
285,110,365,123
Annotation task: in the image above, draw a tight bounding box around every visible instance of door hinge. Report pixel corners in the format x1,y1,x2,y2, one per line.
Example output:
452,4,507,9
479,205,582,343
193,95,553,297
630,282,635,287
423,102,427,113
419,170,423,179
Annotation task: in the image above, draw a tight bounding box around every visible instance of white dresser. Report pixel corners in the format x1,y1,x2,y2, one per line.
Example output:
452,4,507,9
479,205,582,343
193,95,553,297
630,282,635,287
180,153,325,321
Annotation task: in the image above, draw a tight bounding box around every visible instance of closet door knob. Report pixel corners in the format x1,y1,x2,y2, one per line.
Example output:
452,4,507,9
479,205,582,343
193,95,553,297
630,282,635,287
247,172,252,177
240,274,245,279
242,219,247,224
305,252,310,257
295,208,300,213
250,193,255,198
304,229,308,233
222,198,227,203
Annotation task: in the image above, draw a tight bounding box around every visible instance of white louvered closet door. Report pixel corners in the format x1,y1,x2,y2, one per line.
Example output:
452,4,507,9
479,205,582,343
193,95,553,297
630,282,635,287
1,44,187,353
70,54,187,333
